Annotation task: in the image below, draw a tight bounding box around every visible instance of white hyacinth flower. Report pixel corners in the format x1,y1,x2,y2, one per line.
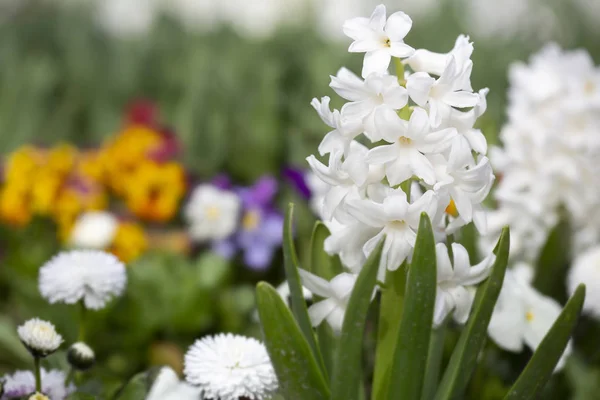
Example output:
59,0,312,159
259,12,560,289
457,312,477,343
434,243,494,326
330,68,408,141
1,369,74,399
407,54,479,127
311,96,363,156
568,246,600,319
405,35,474,76
343,4,415,77
324,217,380,273
39,250,127,310
346,188,438,279
366,106,456,185
298,269,360,333
147,367,202,400
69,211,118,249
488,264,572,371
17,319,63,357
184,184,241,242
184,333,278,400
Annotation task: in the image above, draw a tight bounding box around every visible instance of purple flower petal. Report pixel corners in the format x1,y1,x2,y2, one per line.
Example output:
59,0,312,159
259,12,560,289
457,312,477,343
283,166,311,199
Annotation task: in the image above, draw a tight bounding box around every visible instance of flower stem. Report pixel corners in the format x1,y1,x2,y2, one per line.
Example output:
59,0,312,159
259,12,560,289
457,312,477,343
34,356,42,393
78,301,87,342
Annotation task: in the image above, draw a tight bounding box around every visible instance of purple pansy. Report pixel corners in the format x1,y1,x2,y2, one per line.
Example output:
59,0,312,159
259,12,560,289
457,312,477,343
212,176,284,270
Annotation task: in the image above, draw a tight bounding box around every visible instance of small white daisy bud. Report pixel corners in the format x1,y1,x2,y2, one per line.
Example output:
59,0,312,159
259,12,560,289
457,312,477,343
17,319,63,358
67,342,96,371
28,392,50,400
39,250,127,310
184,333,278,400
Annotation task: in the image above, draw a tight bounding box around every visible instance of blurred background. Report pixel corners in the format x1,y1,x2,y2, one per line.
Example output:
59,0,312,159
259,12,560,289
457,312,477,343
0,0,599,398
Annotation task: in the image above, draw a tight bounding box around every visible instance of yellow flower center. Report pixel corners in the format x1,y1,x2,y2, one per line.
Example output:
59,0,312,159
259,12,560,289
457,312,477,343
383,37,391,48
526,311,534,322
398,136,412,145
445,199,459,218
585,80,596,95
205,206,221,220
243,210,261,231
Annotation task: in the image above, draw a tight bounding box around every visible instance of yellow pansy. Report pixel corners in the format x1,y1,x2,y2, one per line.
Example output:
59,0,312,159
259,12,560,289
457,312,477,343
110,222,148,263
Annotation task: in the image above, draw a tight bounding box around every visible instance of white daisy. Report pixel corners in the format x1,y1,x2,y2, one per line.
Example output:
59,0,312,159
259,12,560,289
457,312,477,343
1,368,74,399
17,319,63,357
184,333,278,400
39,250,127,310
68,211,118,250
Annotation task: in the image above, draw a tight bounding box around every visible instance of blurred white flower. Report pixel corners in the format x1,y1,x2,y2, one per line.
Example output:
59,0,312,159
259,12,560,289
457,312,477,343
39,250,127,310
343,4,414,77
298,269,359,333
184,333,277,400
1,369,74,400
434,243,494,326
17,319,63,357
146,367,202,400
568,246,600,318
184,185,241,242
95,0,158,37
69,211,118,250
488,264,571,371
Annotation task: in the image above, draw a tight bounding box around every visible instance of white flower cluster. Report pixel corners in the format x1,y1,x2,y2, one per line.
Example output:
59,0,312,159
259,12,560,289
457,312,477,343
483,44,600,261
303,4,495,332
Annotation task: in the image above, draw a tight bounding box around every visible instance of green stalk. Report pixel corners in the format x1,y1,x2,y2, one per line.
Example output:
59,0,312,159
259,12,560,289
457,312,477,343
422,323,448,400
34,356,42,393
78,301,87,342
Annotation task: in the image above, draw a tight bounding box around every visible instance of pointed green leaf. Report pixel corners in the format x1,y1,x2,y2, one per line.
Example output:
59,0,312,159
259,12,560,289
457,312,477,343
533,219,570,302
387,213,437,400
435,227,510,400
256,282,330,399
283,203,327,376
422,324,448,400
112,372,149,400
372,264,407,399
504,284,586,400
310,221,343,375
331,240,384,400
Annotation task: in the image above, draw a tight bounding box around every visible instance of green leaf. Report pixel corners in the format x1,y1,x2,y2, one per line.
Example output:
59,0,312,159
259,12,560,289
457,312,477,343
435,227,510,400
283,204,327,376
503,284,586,400
387,213,437,400
533,218,570,302
331,240,384,400
422,324,448,400
309,221,344,376
67,393,98,400
112,372,149,400
372,264,407,399
256,282,330,399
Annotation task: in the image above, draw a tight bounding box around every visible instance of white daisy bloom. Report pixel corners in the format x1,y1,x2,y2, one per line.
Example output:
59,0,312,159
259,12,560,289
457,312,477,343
69,211,118,249
488,264,572,371
39,250,127,310
1,368,74,399
184,333,278,400
184,184,241,242
343,4,415,78
568,246,600,318
298,269,360,333
147,367,202,400
17,319,63,357
434,243,495,326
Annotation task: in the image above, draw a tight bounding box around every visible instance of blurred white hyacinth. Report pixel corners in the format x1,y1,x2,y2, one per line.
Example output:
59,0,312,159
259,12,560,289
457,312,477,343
184,333,278,400
569,246,600,319
488,264,572,370
69,211,118,249
305,4,495,328
39,250,127,310
17,319,63,357
298,269,359,332
146,367,202,400
482,44,600,262
1,368,74,399
434,243,494,326
184,184,241,242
